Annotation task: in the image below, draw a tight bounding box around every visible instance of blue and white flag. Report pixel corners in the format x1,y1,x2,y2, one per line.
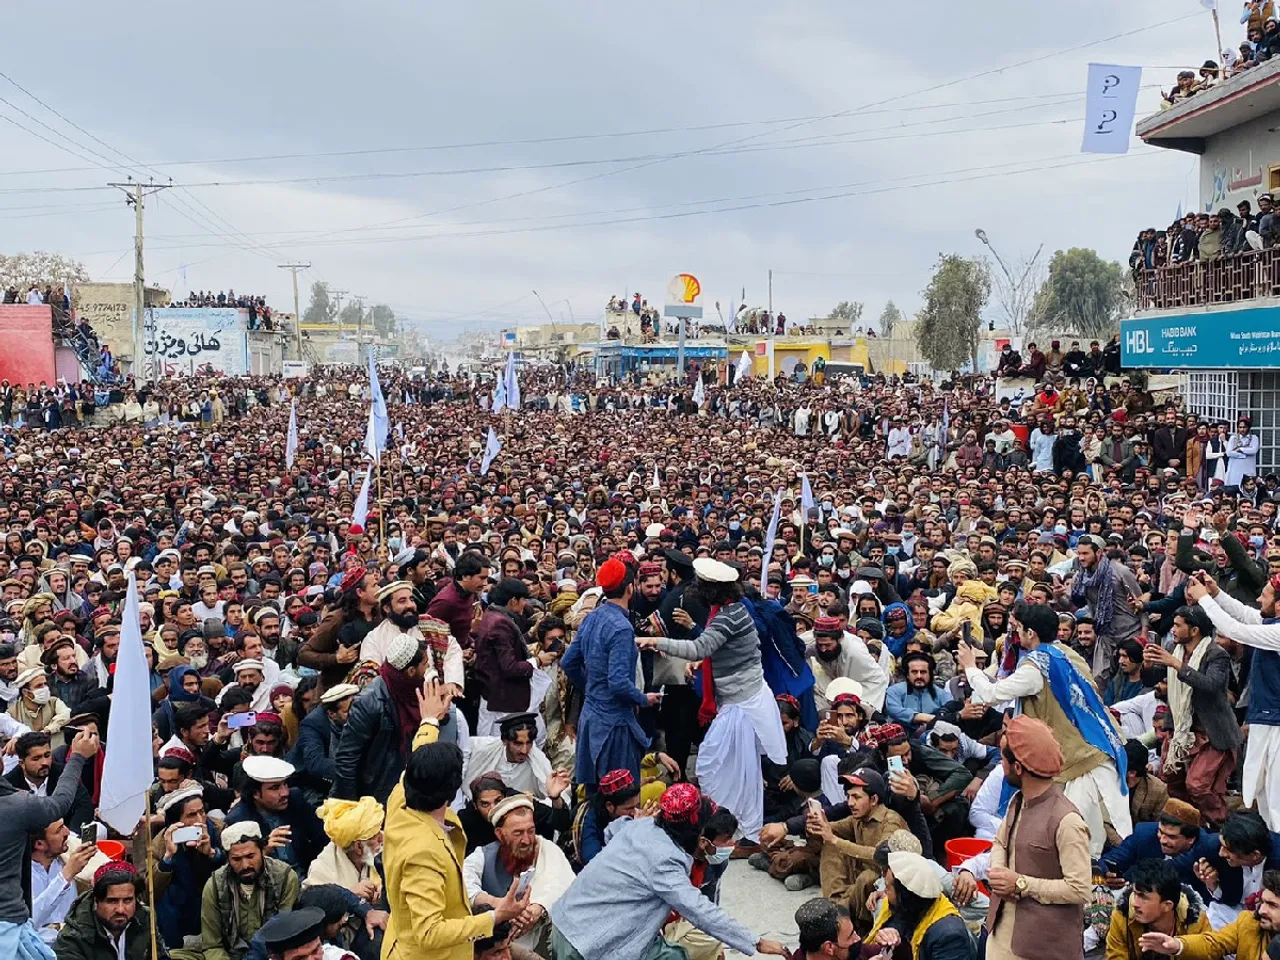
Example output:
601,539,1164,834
367,351,388,452
285,399,299,470
363,405,381,464
1081,63,1143,155
350,468,372,534
800,472,815,522
492,374,507,414
98,576,153,834
504,353,521,411
481,427,502,475
761,492,782,585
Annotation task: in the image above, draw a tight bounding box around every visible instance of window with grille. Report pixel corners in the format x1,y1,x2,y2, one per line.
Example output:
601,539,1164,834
1184,371,1238,425
1239,372,1280,472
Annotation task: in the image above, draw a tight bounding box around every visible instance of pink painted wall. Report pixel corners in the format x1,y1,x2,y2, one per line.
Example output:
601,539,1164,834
0,305,56,387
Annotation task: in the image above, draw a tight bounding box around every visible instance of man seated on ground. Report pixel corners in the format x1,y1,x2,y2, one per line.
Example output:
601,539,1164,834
464,794,575,955
878,722,978,855
884,652,947,735
29,817,97,943
289,682,357,805
225,755,326,878
1101,799,1218,897
307,796,384,903
808,767,909,927
54,862,155,960
1138,867,1280,960
1109,739,1168,848
805,612,889,714
6,731,94,829
200,821,300,960
465,713,568,802
863,849,975,960
1198,810,1280,929
1107,858,1209,960
792,897,859,960
153,782,224,951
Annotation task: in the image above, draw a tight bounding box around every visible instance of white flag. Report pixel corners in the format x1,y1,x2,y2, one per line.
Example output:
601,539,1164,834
761,492,782,586
493,375,507,414
363,406,381,464
98,576,153,834
692,376,705,405
350,468,372,535
481,427,502,475
736,350,753,384
801,472,815,521
504,354,521,411
285,399,299,470
1081,63,1143,155
652,463,660,490
367,351,388,452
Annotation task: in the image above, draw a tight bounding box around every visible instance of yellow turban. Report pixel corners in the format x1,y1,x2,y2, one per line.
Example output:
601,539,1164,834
317,796,384,847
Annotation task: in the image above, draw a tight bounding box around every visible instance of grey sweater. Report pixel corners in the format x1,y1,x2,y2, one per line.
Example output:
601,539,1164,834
0,750,86,923
655,602,764,705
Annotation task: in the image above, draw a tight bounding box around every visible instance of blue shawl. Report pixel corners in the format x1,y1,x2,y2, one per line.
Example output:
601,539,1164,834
881,602,916,659
1028,643,1127,793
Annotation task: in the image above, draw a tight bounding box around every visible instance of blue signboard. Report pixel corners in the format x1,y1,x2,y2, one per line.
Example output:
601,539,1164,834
1121,304,1280,368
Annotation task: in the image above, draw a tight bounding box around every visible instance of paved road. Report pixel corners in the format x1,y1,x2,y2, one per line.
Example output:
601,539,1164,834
719,859,817,953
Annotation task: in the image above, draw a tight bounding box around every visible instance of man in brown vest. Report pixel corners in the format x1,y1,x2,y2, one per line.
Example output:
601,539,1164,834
985,715,1093,960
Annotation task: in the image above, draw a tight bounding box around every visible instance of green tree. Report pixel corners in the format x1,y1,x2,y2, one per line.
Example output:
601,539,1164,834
828,300,864,327
370,303,397,339
1031,247,1125,340
915,254,991,371
338,300,363,328
302,281,336,325
0,251,89,292
878,300,903,338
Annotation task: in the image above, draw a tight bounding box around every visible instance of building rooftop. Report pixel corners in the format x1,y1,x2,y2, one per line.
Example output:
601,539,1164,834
1137,58,1280,154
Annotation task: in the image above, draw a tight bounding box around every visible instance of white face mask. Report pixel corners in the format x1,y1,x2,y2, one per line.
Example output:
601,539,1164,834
31,686,50,705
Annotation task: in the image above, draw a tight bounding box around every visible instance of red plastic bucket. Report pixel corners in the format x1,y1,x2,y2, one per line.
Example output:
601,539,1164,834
96,840,126,861
944,837,992,870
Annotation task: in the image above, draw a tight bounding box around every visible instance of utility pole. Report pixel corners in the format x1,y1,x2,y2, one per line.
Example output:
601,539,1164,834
277,262,310,362
767,268,775,380
353,295,367,366
108,180,170,382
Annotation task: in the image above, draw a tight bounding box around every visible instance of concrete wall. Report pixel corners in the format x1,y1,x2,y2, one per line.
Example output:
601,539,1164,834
0,306,56,385
247,329,288,375
1201,110,1280,214
71,282,170,360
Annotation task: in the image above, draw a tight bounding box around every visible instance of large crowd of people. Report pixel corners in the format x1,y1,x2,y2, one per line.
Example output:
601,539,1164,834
0,354,1279,960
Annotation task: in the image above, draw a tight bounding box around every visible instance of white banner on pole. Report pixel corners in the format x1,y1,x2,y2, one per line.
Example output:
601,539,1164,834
1081,63,1143,155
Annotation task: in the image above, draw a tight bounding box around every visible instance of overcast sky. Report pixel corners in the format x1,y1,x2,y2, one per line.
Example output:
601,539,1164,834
0,1,1224,341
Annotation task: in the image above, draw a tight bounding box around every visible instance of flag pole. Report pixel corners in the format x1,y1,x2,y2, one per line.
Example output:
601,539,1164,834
377,458,385,544
1212,8,1225,76
144,790,160,960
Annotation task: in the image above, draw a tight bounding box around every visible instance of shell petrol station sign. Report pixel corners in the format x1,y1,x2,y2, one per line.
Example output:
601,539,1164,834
663,273,703,319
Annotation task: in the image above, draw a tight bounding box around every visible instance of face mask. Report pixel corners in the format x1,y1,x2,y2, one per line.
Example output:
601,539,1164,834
704,846,734,866
189,654,209,670
887,546,899,556
820,556,834,568
31,686,50,705
728,521,740,531
1251,535,1266,548
388,537,402,551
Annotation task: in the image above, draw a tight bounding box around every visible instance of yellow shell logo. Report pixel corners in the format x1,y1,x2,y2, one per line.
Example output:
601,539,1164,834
676,273,700,304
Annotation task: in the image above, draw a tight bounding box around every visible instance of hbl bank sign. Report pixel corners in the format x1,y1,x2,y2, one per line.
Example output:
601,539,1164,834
1121,305,1280,369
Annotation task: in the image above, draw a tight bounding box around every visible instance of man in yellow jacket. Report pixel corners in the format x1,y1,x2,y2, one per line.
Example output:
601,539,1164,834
1105,860,1209,960
382,678,530,960
1138,868,1280,960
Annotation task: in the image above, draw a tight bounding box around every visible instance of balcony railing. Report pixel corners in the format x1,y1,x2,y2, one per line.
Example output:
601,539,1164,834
1135,248,1280,311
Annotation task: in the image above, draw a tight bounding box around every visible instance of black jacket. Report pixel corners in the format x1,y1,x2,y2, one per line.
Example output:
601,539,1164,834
5,761,94,830
330,677,409,804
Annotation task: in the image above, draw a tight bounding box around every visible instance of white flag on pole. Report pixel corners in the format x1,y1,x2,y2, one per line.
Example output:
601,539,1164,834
800,472,815,521
652,463,661,490
363,406,381,464
761,492,782,585
98,576,153,834
1081,63,1143,155
481,427,502,475
285,399,299,469
692,376,705,405
736,349,753,384
367,351,388,452
492,374,507,414
504,354,521,410
350,468,372,535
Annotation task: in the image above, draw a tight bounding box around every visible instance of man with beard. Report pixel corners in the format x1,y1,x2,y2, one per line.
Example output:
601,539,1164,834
804,613,888,715
289,682,358,804
1069,535,1143,688
794,897,858,960
54,862,155,960
222,658,271,712
307,796,387,906
333,633,440,804
885,652,947,733
656,550,706,776
360,582,460,690
475,578,556,741
200,822,300,960
43,638,98,713
5,731,94,829
84,624,119,689
957,602,1130,858
463,795,575,954
396,547,437,613
225,756,326,877
0,642,20,705
465,713,570,804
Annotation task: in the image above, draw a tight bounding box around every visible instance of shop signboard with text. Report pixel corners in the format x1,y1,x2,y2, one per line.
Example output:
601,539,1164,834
1121,304,1280,368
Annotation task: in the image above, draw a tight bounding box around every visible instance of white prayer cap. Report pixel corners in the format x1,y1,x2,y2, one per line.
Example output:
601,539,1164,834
15,667,45,689
847,580,873,597
386,633,420,671
693,558,738,583
241,756,295,784
320,683,360,705
157,782,203,816
645,523,666,539
888,851,941,899
222,821,263,850
825,678,863,702
488,794,535,826
234,659,265,674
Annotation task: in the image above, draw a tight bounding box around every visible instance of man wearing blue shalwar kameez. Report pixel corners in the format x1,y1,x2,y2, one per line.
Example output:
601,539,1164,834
561,559,658,790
